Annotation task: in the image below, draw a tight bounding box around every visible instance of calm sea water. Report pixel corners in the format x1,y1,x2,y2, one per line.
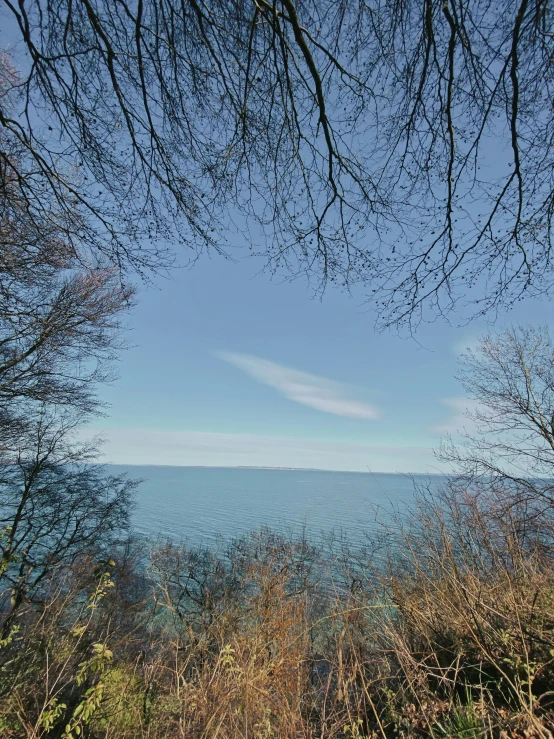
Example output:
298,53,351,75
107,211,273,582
108,466,441,546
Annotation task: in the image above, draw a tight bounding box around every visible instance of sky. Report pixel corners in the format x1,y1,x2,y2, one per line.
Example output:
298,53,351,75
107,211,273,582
79,249,553,473
2,8,552,473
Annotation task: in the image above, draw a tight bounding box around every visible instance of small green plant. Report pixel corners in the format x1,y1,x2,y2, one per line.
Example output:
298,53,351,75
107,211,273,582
433,690,485,739
38,699,67,733
62,681,106,738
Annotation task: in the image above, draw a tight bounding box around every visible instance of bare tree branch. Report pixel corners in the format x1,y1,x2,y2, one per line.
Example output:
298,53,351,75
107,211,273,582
1,1,553,327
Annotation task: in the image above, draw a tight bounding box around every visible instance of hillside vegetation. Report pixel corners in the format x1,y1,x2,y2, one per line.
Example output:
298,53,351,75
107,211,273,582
1,475,554,738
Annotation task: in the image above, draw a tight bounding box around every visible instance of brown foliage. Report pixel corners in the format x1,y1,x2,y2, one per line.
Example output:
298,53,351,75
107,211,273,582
2,504,554,739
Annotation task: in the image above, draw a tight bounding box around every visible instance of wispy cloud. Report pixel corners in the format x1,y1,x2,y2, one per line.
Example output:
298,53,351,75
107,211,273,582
216,352,381,420
434,396,481,434
451,334,482,357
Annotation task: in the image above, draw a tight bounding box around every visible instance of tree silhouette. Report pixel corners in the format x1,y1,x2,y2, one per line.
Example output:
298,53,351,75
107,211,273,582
1,0,553,327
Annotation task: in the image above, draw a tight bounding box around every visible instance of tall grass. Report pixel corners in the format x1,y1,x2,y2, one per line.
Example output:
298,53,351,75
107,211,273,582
1,481,554,738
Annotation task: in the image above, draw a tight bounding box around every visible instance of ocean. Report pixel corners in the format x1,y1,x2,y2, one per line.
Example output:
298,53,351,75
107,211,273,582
108,465,440,546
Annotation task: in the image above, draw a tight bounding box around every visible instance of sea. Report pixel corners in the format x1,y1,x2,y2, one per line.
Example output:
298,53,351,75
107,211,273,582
108,465,442,547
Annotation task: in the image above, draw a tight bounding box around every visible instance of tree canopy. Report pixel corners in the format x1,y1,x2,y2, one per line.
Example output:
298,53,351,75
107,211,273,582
1,0,553,327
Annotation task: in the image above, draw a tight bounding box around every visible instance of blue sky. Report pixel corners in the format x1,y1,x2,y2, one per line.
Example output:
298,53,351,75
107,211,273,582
3,9,551,472
80,251,553,473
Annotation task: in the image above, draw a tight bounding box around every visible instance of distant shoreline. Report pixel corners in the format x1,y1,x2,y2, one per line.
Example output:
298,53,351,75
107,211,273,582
104,463,443,476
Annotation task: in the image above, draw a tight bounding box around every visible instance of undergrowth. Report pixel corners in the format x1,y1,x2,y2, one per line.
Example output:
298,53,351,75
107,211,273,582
1,484,554,738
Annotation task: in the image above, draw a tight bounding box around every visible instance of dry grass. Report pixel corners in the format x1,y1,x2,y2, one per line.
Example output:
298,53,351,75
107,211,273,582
2,487,554,738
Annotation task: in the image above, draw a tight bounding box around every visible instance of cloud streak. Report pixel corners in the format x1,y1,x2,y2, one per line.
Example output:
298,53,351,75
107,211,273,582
434,396,481,434
217,352,381,420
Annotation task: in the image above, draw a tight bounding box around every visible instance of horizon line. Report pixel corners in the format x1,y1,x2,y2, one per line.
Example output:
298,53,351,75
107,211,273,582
101,462,444,476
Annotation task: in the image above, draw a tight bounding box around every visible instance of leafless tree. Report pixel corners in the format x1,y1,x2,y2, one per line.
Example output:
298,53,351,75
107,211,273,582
0,136,134,445
0,88,137,640
439,325,554,517
0,411,136,640
1,1,553,327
